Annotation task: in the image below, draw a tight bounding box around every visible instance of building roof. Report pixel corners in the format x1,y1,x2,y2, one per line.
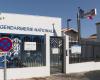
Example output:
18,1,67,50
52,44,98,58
81,34,97,42
96,22,100,26
62,28,78,33
89,34,97,40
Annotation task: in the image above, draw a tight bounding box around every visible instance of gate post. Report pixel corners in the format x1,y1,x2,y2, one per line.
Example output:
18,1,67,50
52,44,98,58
63,35,66,73
45,34,50,75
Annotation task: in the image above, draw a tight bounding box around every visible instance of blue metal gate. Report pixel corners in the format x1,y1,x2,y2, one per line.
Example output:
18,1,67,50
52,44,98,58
50,36,64,74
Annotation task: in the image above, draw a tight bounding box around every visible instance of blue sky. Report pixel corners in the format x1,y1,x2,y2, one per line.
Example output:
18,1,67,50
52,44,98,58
0,0,99,38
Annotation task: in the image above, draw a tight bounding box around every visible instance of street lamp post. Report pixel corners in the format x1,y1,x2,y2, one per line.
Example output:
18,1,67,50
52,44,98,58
67,19,72,30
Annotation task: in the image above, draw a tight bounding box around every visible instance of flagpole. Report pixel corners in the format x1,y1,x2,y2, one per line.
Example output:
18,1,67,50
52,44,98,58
77,7,81,44
77,7,97,44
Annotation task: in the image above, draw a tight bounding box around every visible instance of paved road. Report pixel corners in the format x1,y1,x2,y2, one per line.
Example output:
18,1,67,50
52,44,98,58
20,70,100,80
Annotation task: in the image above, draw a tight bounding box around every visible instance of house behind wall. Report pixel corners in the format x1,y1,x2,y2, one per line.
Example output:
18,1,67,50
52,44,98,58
62,28,78,42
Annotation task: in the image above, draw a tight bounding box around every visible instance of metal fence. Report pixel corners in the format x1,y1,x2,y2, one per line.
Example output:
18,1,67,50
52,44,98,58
69,41,100,63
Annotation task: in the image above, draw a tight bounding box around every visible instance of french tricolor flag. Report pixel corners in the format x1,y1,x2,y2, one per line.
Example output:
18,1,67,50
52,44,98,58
87,16,93,20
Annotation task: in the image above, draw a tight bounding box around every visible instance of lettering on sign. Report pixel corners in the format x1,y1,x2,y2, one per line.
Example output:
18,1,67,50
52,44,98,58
0,25,53,33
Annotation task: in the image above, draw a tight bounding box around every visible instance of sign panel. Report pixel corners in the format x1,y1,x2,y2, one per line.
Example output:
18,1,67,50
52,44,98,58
52,48,59,54
0,13,62,36
24,42,36,51
0,37,12,52
71,45,81,54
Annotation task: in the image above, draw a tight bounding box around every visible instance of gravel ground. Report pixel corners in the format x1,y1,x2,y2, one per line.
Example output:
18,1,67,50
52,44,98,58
19,70,100,80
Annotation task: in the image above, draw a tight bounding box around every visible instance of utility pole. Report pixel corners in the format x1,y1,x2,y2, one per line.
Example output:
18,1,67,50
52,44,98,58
77,7,81,44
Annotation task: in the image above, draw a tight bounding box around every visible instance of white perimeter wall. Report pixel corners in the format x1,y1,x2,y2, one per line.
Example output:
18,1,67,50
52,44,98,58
0,67,49,80
66,57,100,74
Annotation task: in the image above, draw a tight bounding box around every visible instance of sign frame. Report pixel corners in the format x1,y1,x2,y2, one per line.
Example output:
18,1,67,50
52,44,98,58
24,42,36,51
